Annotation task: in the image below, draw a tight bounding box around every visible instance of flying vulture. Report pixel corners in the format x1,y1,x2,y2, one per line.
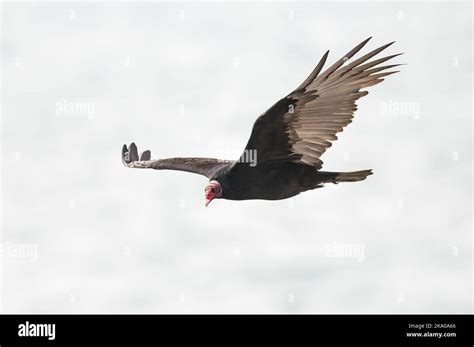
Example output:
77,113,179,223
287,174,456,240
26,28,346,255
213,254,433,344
122,37,402,207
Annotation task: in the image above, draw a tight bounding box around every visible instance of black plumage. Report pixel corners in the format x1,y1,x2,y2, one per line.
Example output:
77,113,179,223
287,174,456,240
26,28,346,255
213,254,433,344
122,38,402,205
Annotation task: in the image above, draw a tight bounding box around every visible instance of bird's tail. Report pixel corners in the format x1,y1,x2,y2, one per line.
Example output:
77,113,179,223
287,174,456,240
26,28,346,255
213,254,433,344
335,169,373,182
320,169,373,184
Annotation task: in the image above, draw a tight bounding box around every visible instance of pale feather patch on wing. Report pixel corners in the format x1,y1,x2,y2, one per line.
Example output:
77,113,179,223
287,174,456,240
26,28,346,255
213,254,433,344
283,38,402,168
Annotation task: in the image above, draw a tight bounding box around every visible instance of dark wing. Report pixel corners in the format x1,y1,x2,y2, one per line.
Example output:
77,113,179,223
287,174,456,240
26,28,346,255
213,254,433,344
242,37,402,169
122,143,233,179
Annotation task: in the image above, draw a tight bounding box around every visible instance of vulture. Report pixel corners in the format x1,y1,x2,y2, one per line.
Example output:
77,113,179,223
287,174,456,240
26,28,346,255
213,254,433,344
122,37,402,207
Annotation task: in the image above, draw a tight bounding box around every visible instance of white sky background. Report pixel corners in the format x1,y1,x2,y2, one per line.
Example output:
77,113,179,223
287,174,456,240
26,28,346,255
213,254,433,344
0,1,472,313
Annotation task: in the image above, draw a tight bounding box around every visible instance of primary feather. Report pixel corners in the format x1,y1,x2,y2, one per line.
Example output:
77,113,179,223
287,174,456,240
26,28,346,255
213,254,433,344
242,37,402,169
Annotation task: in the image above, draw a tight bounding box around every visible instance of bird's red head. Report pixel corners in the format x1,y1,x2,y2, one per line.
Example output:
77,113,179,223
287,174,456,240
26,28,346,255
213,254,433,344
204,180,222,207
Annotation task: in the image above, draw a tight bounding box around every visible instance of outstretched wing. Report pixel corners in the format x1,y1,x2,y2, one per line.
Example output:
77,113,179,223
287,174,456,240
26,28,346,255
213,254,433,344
122,143,233,179
242,37,402,169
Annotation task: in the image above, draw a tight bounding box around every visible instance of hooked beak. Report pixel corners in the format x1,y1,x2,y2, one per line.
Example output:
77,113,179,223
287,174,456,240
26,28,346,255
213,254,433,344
204,181,222,207
204,192,213,207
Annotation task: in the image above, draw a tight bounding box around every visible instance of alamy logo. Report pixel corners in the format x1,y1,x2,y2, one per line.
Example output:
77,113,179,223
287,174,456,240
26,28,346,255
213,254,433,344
238,149,257,167
56,99,95,119
18,321,56,341
380,99,420,119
